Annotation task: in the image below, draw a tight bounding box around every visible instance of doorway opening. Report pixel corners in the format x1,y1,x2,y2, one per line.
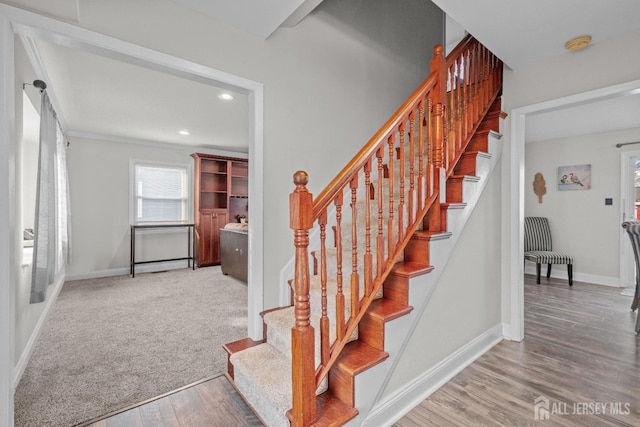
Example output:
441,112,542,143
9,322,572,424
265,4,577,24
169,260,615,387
509,79,640,342
619,150,640,296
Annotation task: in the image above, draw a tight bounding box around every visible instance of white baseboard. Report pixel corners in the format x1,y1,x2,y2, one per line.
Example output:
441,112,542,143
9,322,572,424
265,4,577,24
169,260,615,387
66,260,191,281
524,265,620,288
12,270,66,390
621,287,636,297
501,322,515,341
364,323,503,426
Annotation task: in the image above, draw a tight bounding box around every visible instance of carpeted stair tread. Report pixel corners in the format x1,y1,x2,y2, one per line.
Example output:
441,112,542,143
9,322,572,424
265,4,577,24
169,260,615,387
223,337,264,355
223,337,265,380
230,343,327,427
263,305,359,365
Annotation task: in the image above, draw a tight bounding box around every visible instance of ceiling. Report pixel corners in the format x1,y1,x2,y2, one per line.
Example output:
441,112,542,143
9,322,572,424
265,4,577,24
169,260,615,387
432,0,640,71
432,0,640,143
8,0,327,153
6,0,640,150
34,39,250,150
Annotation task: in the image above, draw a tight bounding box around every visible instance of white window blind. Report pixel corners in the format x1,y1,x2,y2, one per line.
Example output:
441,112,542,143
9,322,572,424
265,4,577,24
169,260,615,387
133,163,189,222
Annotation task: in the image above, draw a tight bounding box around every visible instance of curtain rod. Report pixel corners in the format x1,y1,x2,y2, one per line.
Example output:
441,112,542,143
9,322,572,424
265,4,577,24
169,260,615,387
615,141,640,148
22,79,47,93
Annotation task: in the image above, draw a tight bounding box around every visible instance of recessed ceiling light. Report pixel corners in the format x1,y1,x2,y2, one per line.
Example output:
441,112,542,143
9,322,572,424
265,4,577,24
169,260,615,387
178,130,190,135
565,35,591,51
218,93,234,101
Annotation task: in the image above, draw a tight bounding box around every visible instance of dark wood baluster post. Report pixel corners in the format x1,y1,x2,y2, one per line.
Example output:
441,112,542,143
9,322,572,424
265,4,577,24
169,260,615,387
335,192,345,340
376,148,385,276
427,98,433,199
398,122,406,240
408,111,416,225
454,61,460,153
463,49,470,141
364,160,373,296
387,134,396,257
491,52,497,96
448,63,456,159
350,176,360,316
288,171,315,427
472,43,479,122
481,45,487,114
417,103,425,212
319,212,329,368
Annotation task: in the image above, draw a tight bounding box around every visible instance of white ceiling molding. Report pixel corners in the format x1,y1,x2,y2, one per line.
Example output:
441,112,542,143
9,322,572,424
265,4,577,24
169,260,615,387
66,130,249,156
170,0,324,39
526,92,640,143
280,0,324,28
10,21,256,95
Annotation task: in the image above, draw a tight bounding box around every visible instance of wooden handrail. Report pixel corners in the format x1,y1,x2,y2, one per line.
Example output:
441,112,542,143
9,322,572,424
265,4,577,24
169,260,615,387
289,36,502,427
312,75,438,219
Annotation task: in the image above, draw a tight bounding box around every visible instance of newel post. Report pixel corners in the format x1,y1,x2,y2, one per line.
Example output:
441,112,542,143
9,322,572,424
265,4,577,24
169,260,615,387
430,44,448,106
430,44,448,170
288,171,316,427
428,45,448,231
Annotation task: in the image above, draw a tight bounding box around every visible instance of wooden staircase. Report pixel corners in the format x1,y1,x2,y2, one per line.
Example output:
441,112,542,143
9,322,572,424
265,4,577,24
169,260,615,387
225,36,504,426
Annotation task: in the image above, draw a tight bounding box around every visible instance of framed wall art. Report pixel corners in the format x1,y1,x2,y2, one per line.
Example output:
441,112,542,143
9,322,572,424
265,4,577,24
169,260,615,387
558,164,591,190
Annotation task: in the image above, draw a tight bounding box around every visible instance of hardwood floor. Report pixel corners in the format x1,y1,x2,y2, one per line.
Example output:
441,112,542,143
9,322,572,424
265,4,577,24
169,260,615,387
89,275,639,426
83,375,263,427
395,275,640,426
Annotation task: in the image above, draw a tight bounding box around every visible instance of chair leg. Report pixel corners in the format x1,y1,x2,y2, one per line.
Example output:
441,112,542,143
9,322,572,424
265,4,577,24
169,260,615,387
568,264,573,287
631,279,639,312
546,264,552,278
536,263,541,284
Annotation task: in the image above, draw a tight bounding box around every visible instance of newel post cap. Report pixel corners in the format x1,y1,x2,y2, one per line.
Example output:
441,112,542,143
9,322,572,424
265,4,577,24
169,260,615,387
290,171,313,230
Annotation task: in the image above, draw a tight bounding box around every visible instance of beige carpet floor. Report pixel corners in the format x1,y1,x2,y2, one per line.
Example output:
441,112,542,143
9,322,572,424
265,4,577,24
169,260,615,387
14,266,248,427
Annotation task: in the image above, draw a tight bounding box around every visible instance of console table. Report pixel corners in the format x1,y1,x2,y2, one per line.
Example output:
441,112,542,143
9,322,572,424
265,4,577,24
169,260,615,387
130,223,195,277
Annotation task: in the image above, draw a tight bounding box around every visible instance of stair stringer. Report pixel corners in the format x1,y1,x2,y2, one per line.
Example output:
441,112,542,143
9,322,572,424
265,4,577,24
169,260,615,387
345,131,504,426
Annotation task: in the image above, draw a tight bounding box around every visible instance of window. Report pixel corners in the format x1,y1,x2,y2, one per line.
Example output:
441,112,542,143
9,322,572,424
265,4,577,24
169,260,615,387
131,161,191,223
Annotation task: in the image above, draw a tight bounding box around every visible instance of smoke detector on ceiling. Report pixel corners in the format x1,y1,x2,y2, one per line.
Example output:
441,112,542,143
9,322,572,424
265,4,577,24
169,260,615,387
565,35,592,51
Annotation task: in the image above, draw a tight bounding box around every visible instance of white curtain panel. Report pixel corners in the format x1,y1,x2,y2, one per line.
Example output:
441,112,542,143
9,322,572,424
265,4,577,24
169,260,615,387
30,92,71,304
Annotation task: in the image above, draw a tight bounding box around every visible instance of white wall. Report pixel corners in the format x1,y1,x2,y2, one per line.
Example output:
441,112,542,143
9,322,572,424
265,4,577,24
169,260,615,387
65,0,444,307
382,156,503,398
525,128,640,285
500,30,640,331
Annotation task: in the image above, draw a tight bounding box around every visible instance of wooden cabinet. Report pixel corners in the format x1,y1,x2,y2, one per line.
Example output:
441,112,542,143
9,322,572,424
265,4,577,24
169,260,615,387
192,153,248,266
197,209,228,266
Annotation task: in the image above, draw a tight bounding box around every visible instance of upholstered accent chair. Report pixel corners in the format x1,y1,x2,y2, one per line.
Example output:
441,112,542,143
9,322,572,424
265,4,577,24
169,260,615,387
524,217,573,286
621,221,640,334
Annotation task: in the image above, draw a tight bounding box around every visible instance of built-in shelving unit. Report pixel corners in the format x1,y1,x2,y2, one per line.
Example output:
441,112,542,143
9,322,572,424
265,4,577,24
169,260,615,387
192,153,248,266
